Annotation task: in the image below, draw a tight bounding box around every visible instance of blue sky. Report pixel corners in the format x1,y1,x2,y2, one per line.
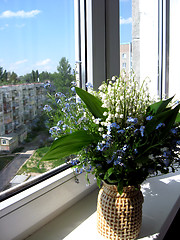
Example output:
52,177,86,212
0,0,131,76
120,0,132,43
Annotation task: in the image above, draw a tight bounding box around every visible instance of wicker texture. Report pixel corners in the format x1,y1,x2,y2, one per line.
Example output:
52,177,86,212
97,182,144,240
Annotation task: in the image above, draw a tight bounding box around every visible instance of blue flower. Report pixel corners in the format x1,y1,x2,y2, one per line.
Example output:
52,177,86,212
71,81,76,86
140,126,145,137
134,129,139,135
57,120,63,126
171,128,177,134
70,159,79,166
146,115,153,121
134,148,138,154
71,87,75,92
106,159,113,164
163,158,170,167
107,122,120,132
176,140,180,145
62,124,67,131
114,156,124,166
55,92,65,98
75,168,83,174
118,129,125,134
126,117,138,124
85,82,93,88
156,123,165,130
43,105,52,112
44,82,51,88
163,151,171,158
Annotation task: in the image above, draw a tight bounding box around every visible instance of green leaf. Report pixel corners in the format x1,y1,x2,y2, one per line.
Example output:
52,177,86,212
75,87,107,119
175,112,180,123
41,130,98,161
117,182,124,195
104,167,114,180
145,104,180,136
96,177,102,188
148,96,174,115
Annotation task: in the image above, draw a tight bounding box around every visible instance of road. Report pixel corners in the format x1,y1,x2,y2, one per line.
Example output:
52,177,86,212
0,132,48,192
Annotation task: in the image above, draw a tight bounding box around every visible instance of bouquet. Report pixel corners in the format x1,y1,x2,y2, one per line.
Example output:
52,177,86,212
42,75,180,193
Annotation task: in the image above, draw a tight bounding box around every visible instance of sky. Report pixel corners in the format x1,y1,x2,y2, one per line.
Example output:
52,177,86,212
0,0,132,76
120,0,132,43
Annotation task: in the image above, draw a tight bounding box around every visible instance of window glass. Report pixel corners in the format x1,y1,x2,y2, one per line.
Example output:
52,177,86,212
0,0,75,193
169,0,180,99
119,0,132,74
121,0,173,98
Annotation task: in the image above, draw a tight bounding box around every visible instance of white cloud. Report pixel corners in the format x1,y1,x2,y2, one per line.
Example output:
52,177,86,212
120,17,132,25
14,59,28,65
36,59,51,66
0,10,41,18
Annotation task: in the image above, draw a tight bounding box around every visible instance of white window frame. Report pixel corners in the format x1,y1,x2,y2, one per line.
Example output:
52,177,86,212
1,139,8,146
122,53,127,58
122,62,127,68
0,1,120,239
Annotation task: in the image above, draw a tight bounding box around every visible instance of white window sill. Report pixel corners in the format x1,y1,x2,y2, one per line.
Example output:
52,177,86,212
25,169,180,240
0,167,97,240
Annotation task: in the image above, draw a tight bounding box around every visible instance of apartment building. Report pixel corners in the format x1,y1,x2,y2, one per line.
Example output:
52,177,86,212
0,83,46,152
120,43,132,74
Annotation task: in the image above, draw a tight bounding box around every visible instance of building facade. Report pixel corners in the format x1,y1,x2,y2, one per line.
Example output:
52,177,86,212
132,0,180,99
0,83,46,152
120,43,132,74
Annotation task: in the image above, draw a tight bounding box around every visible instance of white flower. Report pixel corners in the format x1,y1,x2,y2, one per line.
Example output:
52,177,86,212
112,76,116,81
94,118,101,124
98,127,103,132
116,107,121,112
148,154,155,160
107,115,112,122
160,147,168,152
103,111,108,116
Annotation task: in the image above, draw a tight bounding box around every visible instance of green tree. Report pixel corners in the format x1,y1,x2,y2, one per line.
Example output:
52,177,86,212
53,57,74,94
0,67,8,84
32,70,39,82
9,72,18,84
39,71,51,82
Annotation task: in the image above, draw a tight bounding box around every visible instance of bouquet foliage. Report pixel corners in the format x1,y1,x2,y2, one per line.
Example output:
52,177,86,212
42,75,180,193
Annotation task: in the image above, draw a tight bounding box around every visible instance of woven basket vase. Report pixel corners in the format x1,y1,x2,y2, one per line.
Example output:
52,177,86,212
97,182,144,240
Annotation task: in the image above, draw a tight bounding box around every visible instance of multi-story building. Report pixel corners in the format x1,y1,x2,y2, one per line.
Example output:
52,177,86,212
120,43,132,74
0,83,46,152
132,0,180,99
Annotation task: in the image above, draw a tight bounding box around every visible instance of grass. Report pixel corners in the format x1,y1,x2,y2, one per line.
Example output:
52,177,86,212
17,146,67,176
0,155,14,171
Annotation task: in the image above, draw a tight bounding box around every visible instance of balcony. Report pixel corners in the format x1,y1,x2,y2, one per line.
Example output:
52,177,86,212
12,102,20,109
4,104,12,113
4,117,13,125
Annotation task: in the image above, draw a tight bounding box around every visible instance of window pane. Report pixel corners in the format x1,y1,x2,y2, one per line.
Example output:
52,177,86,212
169,0,180,99
0,0,75,193
120,0,132,74
121,0,173,98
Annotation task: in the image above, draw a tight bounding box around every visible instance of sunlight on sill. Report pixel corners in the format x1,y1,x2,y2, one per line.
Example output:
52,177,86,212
26,170,180,240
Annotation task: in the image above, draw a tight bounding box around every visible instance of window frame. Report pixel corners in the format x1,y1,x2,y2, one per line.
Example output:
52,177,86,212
0,1,120,239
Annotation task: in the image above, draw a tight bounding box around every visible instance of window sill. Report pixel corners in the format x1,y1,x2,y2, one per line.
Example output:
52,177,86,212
25,169,180,240
0,167,97,240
